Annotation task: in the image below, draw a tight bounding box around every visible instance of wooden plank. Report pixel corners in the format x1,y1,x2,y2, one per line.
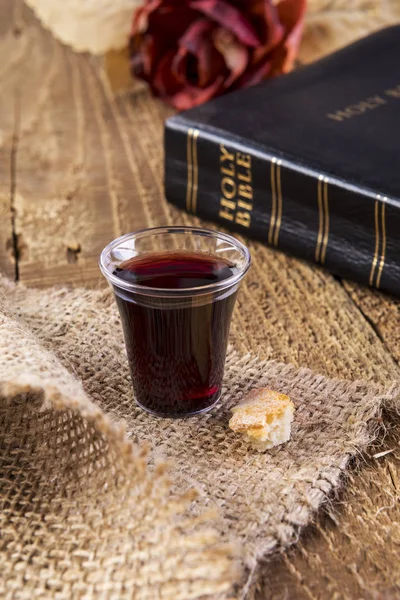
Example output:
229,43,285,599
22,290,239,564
344,281,400,365
3,0,149,288
0,1,19,280
0,142,15,280
257,434,400,600
12,18,118,287
1,2,400,599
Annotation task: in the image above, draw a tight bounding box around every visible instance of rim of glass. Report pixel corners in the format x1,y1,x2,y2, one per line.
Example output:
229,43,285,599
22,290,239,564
99,226,251,297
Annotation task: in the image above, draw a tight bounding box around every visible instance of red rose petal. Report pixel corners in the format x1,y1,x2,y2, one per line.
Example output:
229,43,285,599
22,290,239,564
251,1,284,62
213,27,249,87
130,34,154,81
197,43,228,88
147,3,198,41
170,49,189,85
274,0,306,73
132,1,163,35
178,18,214,55
152,50,182,96
276,0,307,32
170,75,225,110
191,0,261,47
178,19,227,88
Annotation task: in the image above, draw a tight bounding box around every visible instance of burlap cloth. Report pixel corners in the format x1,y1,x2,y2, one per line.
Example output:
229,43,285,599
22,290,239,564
1,274,399,599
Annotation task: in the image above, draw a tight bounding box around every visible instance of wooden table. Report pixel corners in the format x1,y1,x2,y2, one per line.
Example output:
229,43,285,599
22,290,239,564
1,2,399,598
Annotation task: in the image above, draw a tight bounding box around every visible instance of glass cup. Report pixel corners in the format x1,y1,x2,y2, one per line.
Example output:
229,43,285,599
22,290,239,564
99,226,251,418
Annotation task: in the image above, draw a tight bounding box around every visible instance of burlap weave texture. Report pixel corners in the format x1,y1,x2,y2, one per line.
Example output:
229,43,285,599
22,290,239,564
1,275,399,599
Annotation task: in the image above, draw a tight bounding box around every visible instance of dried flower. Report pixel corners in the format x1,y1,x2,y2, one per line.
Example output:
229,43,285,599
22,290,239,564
130,0,306,110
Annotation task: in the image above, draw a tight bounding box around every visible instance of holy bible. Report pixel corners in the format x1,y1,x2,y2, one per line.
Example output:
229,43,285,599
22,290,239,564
164,26,400,297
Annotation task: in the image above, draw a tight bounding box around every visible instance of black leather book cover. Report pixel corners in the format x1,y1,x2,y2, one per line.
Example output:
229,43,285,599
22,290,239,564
164,26,400,297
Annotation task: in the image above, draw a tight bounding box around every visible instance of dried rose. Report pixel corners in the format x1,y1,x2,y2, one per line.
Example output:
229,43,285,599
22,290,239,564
130,0,306,110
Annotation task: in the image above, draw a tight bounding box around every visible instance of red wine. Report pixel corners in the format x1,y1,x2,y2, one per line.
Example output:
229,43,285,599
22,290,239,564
112,251,238,417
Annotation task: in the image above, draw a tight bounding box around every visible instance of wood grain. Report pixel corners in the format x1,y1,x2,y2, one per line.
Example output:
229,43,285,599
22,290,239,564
0,136,14,280
0,1,399,599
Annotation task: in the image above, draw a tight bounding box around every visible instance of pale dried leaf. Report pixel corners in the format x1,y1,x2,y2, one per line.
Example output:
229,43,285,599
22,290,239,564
25,0,141,54
299,0,400,64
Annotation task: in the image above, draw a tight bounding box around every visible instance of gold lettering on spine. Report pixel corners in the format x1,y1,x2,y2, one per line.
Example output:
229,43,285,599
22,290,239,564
186,128,194,212
191,129,199,213
238,199,252,211
236,212,251,227
219,145,253,227
316,176,329,264
376,196,387,289
221,164,235,177
238,169,251,183
236,153,251,168
221,177,236,199
369,197,381,287
238,184,252,200
220,198,236,211
268,158,277,246
220,145,235,163
274,160,283,247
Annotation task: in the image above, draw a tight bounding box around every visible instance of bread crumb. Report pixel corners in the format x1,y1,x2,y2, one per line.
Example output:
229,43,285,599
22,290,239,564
229,388,294,451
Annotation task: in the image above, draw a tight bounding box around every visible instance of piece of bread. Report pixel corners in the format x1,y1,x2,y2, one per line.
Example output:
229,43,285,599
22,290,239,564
229,388,294,451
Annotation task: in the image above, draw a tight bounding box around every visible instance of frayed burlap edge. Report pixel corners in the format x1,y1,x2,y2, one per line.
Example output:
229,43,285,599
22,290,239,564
0,296,241,600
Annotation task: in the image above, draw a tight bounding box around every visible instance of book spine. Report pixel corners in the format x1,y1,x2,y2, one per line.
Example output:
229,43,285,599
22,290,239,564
164,119,400,297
